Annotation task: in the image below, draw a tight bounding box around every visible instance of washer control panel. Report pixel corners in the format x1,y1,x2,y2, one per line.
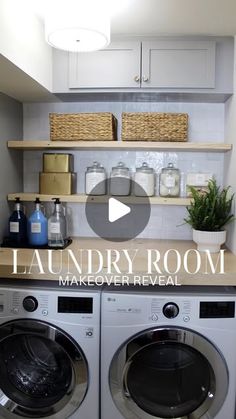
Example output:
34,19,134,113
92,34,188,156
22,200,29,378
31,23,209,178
0,288,100,327
23,296,38,312
11,292,49,316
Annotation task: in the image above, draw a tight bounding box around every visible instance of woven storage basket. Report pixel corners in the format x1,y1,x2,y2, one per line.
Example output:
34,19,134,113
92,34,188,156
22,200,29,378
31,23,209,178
121,112,188,142
50,113,117,141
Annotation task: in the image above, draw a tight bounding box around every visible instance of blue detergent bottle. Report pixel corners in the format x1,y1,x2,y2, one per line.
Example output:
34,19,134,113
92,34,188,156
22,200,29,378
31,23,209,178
28,198,48,246
9,197,27,244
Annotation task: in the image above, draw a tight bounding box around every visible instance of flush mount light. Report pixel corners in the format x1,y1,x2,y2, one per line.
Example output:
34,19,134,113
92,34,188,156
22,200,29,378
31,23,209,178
45,0,110,52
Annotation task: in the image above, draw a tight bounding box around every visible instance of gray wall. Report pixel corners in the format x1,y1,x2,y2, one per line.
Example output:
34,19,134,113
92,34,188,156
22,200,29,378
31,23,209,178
0,93,23,241
224,38,236,254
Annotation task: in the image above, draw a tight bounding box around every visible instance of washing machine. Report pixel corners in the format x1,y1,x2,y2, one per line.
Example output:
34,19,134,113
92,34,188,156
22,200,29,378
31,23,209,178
101,286,236,419
0,284,100,419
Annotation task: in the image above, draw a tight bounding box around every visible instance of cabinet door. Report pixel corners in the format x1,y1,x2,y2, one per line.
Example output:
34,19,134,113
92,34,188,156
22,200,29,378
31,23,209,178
69,42,141,89
141,41,216,89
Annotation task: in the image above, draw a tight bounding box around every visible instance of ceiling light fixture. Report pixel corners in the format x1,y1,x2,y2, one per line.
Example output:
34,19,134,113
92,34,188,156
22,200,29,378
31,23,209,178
45,0,110,52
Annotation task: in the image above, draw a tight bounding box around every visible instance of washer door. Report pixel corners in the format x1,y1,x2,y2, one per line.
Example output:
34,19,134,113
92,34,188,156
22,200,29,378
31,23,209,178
109,327,228,419
0,319,88,418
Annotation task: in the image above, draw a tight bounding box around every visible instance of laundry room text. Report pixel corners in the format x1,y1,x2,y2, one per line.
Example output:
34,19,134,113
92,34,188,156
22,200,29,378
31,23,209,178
10,248,226,281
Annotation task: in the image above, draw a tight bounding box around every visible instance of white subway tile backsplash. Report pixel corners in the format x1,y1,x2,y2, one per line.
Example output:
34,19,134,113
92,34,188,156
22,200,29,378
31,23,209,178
23,101,225,240
23,102,225,142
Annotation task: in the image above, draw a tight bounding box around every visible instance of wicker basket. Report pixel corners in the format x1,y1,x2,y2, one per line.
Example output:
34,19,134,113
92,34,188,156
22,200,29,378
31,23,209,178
121,112,188,142
50,113,117,141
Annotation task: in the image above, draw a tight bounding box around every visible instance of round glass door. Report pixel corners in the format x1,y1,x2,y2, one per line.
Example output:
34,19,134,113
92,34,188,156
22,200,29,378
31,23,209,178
124,342,213,418
110,328,228,419
0,334,72,409
0,320,88,418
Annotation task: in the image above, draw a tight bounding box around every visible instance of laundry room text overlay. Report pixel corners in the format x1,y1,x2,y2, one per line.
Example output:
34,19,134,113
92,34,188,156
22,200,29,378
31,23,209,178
9,248,226,285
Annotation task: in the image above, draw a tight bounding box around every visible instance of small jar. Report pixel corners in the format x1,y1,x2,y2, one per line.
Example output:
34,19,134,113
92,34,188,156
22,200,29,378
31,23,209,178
110,162,131,196
159,163,180,197
134,162,155,196
85,161,106,195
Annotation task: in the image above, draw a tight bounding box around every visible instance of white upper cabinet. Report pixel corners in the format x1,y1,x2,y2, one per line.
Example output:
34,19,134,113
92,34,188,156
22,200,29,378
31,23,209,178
141,41,216,88
68,40,215,90
69,42,141,89
52,36,233,99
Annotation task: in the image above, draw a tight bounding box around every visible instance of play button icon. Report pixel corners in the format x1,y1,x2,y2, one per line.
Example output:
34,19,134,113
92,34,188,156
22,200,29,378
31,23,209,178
85,179,151,242
109,198,131,223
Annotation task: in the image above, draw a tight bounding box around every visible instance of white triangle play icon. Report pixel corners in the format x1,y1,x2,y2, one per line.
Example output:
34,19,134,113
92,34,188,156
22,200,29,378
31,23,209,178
108,198,131,223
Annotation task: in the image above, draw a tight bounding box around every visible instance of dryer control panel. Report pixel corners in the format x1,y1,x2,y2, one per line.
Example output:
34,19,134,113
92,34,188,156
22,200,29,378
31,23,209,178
163,302,179,319
150,297,191,323
200,301,235,318
103,290,236,327
150,298,235,322
103,294,193,325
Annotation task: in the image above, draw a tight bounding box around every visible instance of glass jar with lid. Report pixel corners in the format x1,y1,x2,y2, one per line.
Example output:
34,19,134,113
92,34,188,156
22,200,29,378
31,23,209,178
159,163,180,197
85,161,106,195
110,162,131,196
134,162,155,197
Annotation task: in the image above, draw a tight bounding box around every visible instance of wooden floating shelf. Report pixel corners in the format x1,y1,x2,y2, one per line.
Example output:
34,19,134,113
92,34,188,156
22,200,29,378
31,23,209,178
7,140,232,152
7,193,191,206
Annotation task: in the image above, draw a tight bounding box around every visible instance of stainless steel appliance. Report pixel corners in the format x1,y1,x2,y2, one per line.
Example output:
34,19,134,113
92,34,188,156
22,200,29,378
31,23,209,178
0,285,100,419
101,286,236,419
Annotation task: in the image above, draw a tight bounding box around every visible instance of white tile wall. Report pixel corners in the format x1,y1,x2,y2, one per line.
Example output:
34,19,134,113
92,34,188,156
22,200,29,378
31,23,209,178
24,102,224,142
23,101,225,240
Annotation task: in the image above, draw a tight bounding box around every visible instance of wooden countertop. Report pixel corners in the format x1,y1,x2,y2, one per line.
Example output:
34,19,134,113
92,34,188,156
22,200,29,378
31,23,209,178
0,238,236,285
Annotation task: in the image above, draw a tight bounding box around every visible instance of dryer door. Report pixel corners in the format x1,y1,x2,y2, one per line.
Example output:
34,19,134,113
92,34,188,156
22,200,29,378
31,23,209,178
0,319,88,419
110,327,228,419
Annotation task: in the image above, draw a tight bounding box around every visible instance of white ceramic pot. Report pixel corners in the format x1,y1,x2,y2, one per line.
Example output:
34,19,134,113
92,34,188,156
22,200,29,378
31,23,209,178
192,229,227,253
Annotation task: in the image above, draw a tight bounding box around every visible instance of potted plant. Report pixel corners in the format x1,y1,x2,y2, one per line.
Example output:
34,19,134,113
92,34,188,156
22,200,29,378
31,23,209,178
184,178,235,253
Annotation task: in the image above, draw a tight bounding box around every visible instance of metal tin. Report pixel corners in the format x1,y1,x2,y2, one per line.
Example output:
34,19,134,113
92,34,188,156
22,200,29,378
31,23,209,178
39,173,77,195
43,153,74,173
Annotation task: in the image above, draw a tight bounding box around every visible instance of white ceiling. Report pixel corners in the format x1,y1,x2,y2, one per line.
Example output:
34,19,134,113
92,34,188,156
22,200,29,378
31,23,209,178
110,0,236,36
32,0,236,37
2,0,235,103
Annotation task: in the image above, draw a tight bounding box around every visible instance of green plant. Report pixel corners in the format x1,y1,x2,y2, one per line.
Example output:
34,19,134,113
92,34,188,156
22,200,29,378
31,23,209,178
184,178,235,231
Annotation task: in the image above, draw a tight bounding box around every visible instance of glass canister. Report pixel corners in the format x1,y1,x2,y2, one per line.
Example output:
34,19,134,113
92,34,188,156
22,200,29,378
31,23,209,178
110,162,131,196
159,163,180,197
134,162,155,196
85,161,106,195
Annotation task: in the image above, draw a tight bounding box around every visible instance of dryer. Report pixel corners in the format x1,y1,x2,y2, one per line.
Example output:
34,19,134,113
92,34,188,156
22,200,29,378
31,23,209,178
101,286,236,419
0,284,100,419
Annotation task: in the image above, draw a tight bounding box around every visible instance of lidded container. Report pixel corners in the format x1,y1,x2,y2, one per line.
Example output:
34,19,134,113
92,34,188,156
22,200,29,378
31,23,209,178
85,161,106,195
159,163,180,197
134,162,155,197
110,162,131,196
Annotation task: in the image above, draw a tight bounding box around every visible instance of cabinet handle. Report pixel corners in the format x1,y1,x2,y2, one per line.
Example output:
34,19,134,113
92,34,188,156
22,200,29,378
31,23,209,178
142,76,149,82
134,75,140,82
